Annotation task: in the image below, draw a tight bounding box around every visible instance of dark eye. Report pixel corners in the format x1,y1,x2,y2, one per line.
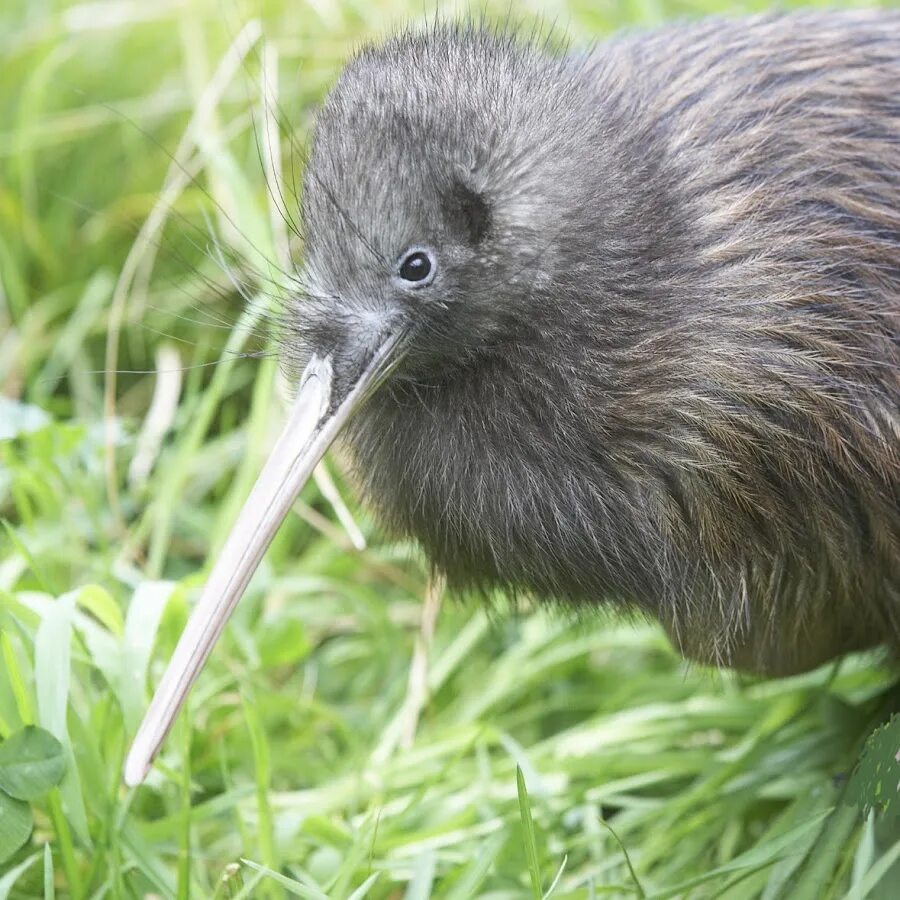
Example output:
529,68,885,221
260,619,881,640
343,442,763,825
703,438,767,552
397,248,436,286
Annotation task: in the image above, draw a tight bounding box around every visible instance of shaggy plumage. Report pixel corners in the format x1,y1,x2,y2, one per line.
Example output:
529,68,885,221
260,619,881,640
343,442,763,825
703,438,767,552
285,10,900,676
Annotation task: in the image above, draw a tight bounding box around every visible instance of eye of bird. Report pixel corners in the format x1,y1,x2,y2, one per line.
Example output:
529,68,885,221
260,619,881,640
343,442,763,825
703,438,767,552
396,248,436,285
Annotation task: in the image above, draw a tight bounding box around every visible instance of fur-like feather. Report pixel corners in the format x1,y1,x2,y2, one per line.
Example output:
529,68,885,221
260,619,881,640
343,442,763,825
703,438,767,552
286,10,900,675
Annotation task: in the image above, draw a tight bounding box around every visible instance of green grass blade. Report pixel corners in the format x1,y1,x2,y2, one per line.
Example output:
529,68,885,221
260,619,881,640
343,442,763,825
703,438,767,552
598,820,645,899
444,831,506,900
517,765,543,899
43,842,55,900
404,850,436,900
239,859,329,899
845,836,900,900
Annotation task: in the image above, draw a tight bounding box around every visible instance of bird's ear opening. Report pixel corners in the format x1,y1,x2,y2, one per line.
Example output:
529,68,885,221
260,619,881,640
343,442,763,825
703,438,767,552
443,179,492,245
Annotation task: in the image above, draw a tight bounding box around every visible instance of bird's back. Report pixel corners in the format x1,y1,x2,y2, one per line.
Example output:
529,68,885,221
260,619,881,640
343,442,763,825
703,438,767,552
566,11,900,671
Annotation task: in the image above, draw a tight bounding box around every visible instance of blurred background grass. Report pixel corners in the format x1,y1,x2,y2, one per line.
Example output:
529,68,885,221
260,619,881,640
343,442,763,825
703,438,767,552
1,0,898,897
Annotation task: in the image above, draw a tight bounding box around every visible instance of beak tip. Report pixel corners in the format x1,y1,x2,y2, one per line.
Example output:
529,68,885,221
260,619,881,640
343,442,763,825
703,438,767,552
121,336,404,783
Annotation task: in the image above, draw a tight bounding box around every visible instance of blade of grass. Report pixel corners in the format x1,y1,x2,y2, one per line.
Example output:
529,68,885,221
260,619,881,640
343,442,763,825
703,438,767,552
241,689,278,900
845,836,900,900
34,592,86,897
1,629,33,725
404,850,436,900
444,832,506,900
346,872,380,900
517,765,543,899
598,820,645,900
779,804,860,900
43,842,55,900
239,859,329,899
177,717,192,900
0,851,40,900
543,855,567,899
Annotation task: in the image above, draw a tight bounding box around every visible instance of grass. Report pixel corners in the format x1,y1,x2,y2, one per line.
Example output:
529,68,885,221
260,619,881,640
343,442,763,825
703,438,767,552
1,0,898,896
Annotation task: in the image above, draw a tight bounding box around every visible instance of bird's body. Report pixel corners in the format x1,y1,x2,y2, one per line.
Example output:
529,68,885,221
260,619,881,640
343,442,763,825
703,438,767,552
124,7,900,785
295,10,900,676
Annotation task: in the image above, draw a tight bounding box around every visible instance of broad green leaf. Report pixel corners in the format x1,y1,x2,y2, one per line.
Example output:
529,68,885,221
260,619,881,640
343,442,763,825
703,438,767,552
846,714,900,817
0,789,32,865
0,725,65,800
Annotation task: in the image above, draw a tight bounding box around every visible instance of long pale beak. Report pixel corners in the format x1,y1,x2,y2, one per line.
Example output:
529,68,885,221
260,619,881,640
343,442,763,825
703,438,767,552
124,334,404,786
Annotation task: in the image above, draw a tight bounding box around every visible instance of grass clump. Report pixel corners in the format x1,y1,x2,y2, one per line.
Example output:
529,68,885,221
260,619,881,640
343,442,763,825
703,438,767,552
1,0,898,897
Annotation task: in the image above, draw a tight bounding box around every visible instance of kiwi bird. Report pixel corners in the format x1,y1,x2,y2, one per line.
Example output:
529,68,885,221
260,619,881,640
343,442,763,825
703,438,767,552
125,9,900,785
